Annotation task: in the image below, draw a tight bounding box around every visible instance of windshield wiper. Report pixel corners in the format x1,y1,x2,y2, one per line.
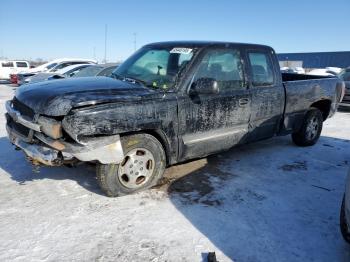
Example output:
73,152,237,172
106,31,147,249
124,76,147,86
111,72,147,87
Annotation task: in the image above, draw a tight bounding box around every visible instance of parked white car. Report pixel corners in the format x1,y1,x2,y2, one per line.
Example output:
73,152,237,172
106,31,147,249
28,58,97,74
24,64,92,84
17,58,97,85
307,67,342,76
280,67,305,74
0,60,30,80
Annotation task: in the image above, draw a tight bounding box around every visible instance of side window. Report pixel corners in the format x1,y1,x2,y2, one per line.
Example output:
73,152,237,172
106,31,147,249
248,52,275,86
194,49,246,91
65,67,84,77
51,62,70,71
16,62,28,68
178,53,192,67
2,62,14,67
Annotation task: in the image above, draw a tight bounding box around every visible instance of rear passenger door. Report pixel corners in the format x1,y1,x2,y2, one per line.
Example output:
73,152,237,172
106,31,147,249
178,47,251,161
245,49,284,142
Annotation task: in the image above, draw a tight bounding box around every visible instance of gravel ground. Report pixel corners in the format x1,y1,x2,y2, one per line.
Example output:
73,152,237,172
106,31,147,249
0,83,349,262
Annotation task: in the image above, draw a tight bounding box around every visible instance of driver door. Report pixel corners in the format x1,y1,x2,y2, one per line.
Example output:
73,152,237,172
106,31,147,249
177,48,252,161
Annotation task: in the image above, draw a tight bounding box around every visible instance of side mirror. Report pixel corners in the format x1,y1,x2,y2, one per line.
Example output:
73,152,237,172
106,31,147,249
49,75,65,80
190,78,219,95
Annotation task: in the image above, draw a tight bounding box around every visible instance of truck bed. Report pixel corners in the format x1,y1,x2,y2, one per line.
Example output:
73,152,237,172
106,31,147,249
281,72,334,81
281,73,341,133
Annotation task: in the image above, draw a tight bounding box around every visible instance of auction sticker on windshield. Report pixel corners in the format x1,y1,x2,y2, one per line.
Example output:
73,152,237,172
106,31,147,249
170,48,193,54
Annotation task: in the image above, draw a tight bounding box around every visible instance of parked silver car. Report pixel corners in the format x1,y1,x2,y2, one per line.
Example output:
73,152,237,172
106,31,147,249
340,168,350,243
72,63,119,78
17,59,97,85
23,64,91,84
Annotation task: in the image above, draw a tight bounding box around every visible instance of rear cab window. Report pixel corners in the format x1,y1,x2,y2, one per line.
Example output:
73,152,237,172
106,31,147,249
247,51,275,86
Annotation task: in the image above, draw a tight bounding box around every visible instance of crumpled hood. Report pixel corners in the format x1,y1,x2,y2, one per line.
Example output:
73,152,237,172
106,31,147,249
15,77,158,116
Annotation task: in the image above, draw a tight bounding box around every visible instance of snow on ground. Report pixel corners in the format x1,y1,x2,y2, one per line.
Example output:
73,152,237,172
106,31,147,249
0,83,349,262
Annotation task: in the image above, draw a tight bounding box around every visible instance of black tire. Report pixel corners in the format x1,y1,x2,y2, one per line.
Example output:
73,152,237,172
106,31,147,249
340,196,350,243
292,107,323,147
96,133,166,197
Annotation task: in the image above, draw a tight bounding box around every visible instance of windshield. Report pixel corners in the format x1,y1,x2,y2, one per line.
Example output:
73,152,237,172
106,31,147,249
98,66,117,77
46,63,58,70
73,65,103,77
339,68,350,81
112,46,195,89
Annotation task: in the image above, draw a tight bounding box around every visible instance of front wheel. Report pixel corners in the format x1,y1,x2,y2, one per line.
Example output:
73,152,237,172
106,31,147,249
96,133,166,197
292,108,323,147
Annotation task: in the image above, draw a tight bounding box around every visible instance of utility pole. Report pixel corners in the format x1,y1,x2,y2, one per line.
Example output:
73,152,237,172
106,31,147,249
104,24,108,63
133,32,137,52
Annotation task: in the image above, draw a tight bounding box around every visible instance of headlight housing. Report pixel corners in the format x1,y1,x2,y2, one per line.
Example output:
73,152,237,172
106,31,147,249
37,116,62,139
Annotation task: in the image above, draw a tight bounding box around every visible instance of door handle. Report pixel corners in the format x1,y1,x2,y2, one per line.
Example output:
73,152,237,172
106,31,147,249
239,98,249,106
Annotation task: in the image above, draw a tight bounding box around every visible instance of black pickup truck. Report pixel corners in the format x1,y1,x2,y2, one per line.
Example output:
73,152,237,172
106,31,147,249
6,41,345,196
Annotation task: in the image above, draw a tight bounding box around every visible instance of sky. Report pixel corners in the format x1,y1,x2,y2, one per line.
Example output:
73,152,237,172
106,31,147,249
0,0,349,62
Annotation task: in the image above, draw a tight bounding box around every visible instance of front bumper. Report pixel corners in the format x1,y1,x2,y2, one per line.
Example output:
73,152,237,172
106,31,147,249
6,100,41,132
7,125,63,165
6,100,124,166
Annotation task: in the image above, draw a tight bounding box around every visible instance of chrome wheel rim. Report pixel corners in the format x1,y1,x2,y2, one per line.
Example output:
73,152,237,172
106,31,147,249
117,148,155,189
306,116,319,140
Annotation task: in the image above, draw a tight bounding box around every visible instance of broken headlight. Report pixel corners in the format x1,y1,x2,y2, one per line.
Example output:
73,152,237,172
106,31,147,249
37,116,63,139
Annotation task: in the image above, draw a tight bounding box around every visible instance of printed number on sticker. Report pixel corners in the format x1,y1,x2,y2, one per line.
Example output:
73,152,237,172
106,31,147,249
170,48,193,54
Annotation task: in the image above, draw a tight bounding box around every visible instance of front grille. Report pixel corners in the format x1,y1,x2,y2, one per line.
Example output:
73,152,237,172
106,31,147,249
6,114,30,137
12,97,35,119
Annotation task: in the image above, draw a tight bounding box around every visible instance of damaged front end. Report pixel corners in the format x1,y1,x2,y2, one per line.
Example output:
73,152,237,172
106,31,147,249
5,99,124,166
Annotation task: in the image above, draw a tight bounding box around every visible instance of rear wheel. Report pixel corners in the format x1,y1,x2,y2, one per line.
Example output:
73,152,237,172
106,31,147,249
96,133,166,197
292,108,323,147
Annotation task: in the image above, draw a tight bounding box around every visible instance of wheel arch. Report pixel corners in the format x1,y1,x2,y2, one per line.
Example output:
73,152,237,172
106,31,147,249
120,129,174,166
310,99,332,121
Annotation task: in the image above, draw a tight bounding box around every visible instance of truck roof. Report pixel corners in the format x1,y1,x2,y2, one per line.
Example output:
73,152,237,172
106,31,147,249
145,41,273,50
